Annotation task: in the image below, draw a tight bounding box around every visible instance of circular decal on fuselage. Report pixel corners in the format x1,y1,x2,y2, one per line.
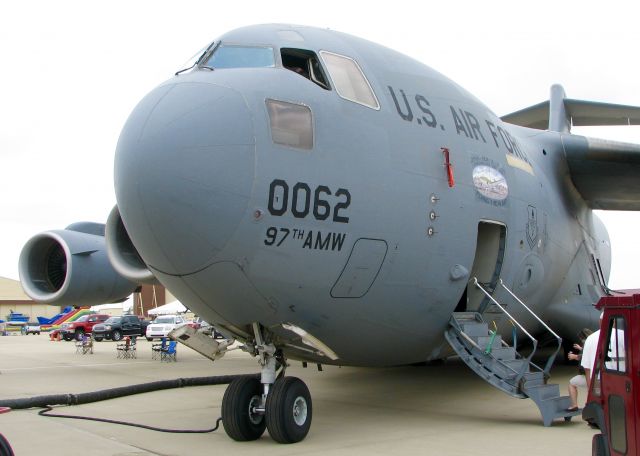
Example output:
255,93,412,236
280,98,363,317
472,165,508,201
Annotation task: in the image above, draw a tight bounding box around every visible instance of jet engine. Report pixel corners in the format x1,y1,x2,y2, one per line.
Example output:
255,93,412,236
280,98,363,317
18,222,138,306
105,205,158,284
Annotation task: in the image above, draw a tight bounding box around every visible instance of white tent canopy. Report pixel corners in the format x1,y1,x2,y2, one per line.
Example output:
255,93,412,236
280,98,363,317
147,300,187,315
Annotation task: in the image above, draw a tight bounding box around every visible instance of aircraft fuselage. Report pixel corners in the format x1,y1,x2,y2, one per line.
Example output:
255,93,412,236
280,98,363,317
112,25,606,366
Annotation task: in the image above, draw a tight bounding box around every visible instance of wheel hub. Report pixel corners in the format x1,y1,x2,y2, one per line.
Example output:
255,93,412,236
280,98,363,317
292,396,308,426
248,395,264,425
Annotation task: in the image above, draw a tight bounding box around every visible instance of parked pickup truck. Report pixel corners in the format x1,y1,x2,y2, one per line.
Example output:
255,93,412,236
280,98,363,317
60,314,110,341
92,315,150,342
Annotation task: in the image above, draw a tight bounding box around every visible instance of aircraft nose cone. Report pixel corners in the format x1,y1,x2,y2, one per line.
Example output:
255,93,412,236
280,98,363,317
114,81,254,275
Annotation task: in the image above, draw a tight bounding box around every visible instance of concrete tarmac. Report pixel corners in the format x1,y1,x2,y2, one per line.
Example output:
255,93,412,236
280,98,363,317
0,334,596,455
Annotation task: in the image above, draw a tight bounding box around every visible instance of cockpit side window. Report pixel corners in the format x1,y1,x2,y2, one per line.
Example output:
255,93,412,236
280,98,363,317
281,48,330,90
202,45,275,69
319,51,379,110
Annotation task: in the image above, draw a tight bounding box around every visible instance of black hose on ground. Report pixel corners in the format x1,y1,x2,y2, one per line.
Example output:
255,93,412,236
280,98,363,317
0,374,258,409
37,406,224,434
0,373,258,435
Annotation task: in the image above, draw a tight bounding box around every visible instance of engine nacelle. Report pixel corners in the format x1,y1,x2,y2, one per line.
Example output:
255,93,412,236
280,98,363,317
18,223,138,306
105,205,158,284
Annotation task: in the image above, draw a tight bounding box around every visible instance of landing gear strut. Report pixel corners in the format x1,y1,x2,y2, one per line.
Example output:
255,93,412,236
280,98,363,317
221,323,313,443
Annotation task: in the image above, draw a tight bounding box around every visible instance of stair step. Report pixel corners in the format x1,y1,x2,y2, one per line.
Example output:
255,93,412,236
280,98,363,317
476,335,502,350
548,395,573,413
452,312,481,322
524,383,560,401
489,346,516,360
501,359,529,374
460,322,489,337
523,372,546,387
537,395,578,426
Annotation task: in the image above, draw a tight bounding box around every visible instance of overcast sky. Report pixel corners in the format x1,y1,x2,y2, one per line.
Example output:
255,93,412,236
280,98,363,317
1,0,639,289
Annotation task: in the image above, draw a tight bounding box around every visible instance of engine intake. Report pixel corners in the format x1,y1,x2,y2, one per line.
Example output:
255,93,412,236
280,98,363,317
19,225,137,306
105,205,158,284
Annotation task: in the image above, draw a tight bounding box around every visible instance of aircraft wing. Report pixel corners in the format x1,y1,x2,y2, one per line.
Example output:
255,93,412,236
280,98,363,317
501,99,640,130
562,135,640,210
502,86,640,210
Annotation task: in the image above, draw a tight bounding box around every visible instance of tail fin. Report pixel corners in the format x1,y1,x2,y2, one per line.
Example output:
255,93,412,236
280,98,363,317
501,84,640,133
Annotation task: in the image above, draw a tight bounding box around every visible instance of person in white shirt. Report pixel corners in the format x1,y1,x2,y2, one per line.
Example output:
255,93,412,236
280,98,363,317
581,328,601,391
566,328,593,412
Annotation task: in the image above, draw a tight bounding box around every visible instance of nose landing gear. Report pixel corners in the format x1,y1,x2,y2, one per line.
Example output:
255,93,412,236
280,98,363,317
221,324,313,443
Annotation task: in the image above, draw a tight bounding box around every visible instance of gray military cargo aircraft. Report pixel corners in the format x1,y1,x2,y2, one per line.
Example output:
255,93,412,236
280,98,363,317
18,24,640,443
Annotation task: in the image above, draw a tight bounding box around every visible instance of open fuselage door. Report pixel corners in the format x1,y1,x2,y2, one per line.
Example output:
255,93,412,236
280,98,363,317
456,221,505,314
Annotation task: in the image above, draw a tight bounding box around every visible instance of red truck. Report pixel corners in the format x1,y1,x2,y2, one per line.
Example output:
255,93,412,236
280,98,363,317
59,314,110,341
583,291,640,456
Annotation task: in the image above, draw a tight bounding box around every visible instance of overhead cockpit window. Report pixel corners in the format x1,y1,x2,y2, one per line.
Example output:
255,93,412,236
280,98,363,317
201,45,275,69
266,99,313,150
319,51,379,110
281,48,330,90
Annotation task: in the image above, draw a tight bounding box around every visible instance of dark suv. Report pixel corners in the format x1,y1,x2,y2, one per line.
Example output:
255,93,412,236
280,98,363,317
92,315,150,341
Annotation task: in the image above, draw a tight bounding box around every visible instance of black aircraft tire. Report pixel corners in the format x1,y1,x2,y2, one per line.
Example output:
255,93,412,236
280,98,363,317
265,377,312,444
592,434,607,456
221,377,266,441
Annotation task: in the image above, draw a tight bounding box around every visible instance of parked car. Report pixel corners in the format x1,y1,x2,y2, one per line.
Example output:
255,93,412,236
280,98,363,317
186,319,201,330
92,315,150,341
197,319,225,339
145,315,188,341
60,314,109,341
23,321,41,335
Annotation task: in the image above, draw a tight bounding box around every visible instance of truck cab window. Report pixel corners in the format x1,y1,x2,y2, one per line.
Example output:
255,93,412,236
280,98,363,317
281,48,330,90
605,316,626,373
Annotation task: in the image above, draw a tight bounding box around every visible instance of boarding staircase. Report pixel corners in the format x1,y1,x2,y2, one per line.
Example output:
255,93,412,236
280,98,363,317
445,278,581,426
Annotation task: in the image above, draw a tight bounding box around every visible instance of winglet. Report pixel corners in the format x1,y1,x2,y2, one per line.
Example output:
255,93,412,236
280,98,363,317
549,84,570,133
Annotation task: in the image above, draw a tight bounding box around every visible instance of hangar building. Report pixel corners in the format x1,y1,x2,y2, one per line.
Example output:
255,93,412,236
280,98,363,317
0,276,61,321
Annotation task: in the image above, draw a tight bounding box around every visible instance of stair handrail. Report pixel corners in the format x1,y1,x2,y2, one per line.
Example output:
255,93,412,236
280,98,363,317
473,278,538,384
498,279,562,376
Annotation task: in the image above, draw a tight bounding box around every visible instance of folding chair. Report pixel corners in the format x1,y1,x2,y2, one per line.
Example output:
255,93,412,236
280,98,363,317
160,341,177,362
80,334,93,354
128,337,137,359
151,337,167,360
116,337,133,359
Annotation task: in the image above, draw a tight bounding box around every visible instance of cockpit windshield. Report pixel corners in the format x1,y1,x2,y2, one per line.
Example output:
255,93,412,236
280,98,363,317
201,45,275,69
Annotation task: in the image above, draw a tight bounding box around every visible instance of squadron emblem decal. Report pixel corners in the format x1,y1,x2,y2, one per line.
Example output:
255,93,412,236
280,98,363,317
472,164,508,203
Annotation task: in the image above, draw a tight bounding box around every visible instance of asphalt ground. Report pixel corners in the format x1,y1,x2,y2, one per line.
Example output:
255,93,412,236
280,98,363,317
0,333,596,455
